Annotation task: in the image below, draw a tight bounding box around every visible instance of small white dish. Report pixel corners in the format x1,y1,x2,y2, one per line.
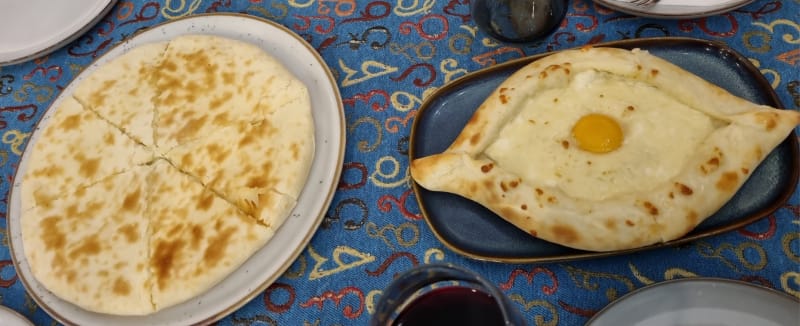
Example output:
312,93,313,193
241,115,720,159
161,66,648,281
0,0,117,66
7,13,345,325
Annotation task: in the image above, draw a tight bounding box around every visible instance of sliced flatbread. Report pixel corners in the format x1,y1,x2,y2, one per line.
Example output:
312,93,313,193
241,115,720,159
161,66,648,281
21,96,152,212
164,100,314,226
410,47,800,252
73,42,168,146
21,167,152,315
147,161,274,310
19,34,315,316
151,34,307,151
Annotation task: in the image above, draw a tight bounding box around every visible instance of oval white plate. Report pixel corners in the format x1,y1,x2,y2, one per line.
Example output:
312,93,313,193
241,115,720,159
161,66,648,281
587,278,799,326
7,13,345,325
593,0,755,19
0,0,117,66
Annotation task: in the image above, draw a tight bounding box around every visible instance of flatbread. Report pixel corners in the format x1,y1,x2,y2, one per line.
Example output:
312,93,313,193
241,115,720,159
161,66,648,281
147,161,273,310
21,96,152,212
19,35,314,315
165,95,314,227
73,42,168,147
151,35,307,152
21,166,152,315
410,47,800,252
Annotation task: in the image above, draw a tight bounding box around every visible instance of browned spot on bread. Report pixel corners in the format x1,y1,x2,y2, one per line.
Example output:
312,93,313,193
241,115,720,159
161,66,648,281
68,235,102,259
751,147,764,164
469,132,481,146
40,216,66,250
547,196,557,204
500,181,508,192
626,105,635,111
59,114,82,131
152,238,186,290
191,225,204,248
561,140,569,149
551,224,578,244
553,98,559,103
209,91,234,111
754,112,778,131
529,229,538,237
668,192,674,199
687,210,699,225
499,94,509,104
499,87,508,93
716,171,739,191
675,182,693,195
535,188,544,196
176,115,208,140
700,149,723,174
213,112,230,126
77,155,100,178
481,163,494,173
181,153,194,167
521,204,528,210
604,219,616,230
205,143,230,164
113,277,131,296
118,223,139,243
222,72,235,84
75,186,86,198
32,165,64,178
650,69,659,77
539,71,548,79
509,179,519,188
642,201,659,216
586,161,592,165
122,189,141,212
636,64,642,71
202,225,237,268
528,119,536,124
625,219,635,227
197,191,215,211
103,131,116,145
741,168,749,175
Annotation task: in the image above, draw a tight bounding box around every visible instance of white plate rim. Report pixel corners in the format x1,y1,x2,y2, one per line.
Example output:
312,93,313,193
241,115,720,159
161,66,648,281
0,0,118,66
586,277,800,325
6,13,345,325
0,305,34,326
592,0,755,19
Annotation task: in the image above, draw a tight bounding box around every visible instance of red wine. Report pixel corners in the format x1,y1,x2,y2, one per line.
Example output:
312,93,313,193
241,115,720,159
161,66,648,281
393,286,506,326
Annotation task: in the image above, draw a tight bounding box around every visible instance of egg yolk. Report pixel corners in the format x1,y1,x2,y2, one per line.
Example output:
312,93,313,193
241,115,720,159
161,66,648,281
571,114,623,153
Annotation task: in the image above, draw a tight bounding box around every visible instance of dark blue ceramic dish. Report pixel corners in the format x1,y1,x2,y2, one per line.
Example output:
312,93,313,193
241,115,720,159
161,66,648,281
409,37,800,263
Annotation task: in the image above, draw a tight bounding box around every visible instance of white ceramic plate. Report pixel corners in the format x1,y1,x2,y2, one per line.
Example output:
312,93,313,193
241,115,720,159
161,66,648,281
0,0,117,66
0,305,33,326
587,278,799,326
593,0,754,19
7,14,345,325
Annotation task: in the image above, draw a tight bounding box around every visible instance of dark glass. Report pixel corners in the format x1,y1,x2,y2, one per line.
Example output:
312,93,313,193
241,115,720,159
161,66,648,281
471,0,568,44
394,287,505,326
370,264,526,326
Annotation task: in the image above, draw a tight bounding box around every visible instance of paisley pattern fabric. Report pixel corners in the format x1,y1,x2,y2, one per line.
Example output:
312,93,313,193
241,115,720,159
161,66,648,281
0,1,797,325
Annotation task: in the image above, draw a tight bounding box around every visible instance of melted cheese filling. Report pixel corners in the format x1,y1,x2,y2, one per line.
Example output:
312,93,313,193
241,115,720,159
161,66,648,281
484,70,719,201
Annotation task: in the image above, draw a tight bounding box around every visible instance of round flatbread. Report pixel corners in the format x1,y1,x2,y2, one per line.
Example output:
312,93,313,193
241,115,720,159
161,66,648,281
410,46,800,252
19,35,314,315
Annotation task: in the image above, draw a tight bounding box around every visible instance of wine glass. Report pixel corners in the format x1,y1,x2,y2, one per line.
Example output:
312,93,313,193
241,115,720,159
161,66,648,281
370,263,526,326
471,0,568,44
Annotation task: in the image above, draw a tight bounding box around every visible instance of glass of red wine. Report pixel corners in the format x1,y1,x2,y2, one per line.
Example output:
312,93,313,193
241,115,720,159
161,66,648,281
370,264,526,326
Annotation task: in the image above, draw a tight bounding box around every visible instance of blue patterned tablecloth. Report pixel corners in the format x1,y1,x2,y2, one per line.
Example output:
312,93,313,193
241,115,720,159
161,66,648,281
0,1,798,325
